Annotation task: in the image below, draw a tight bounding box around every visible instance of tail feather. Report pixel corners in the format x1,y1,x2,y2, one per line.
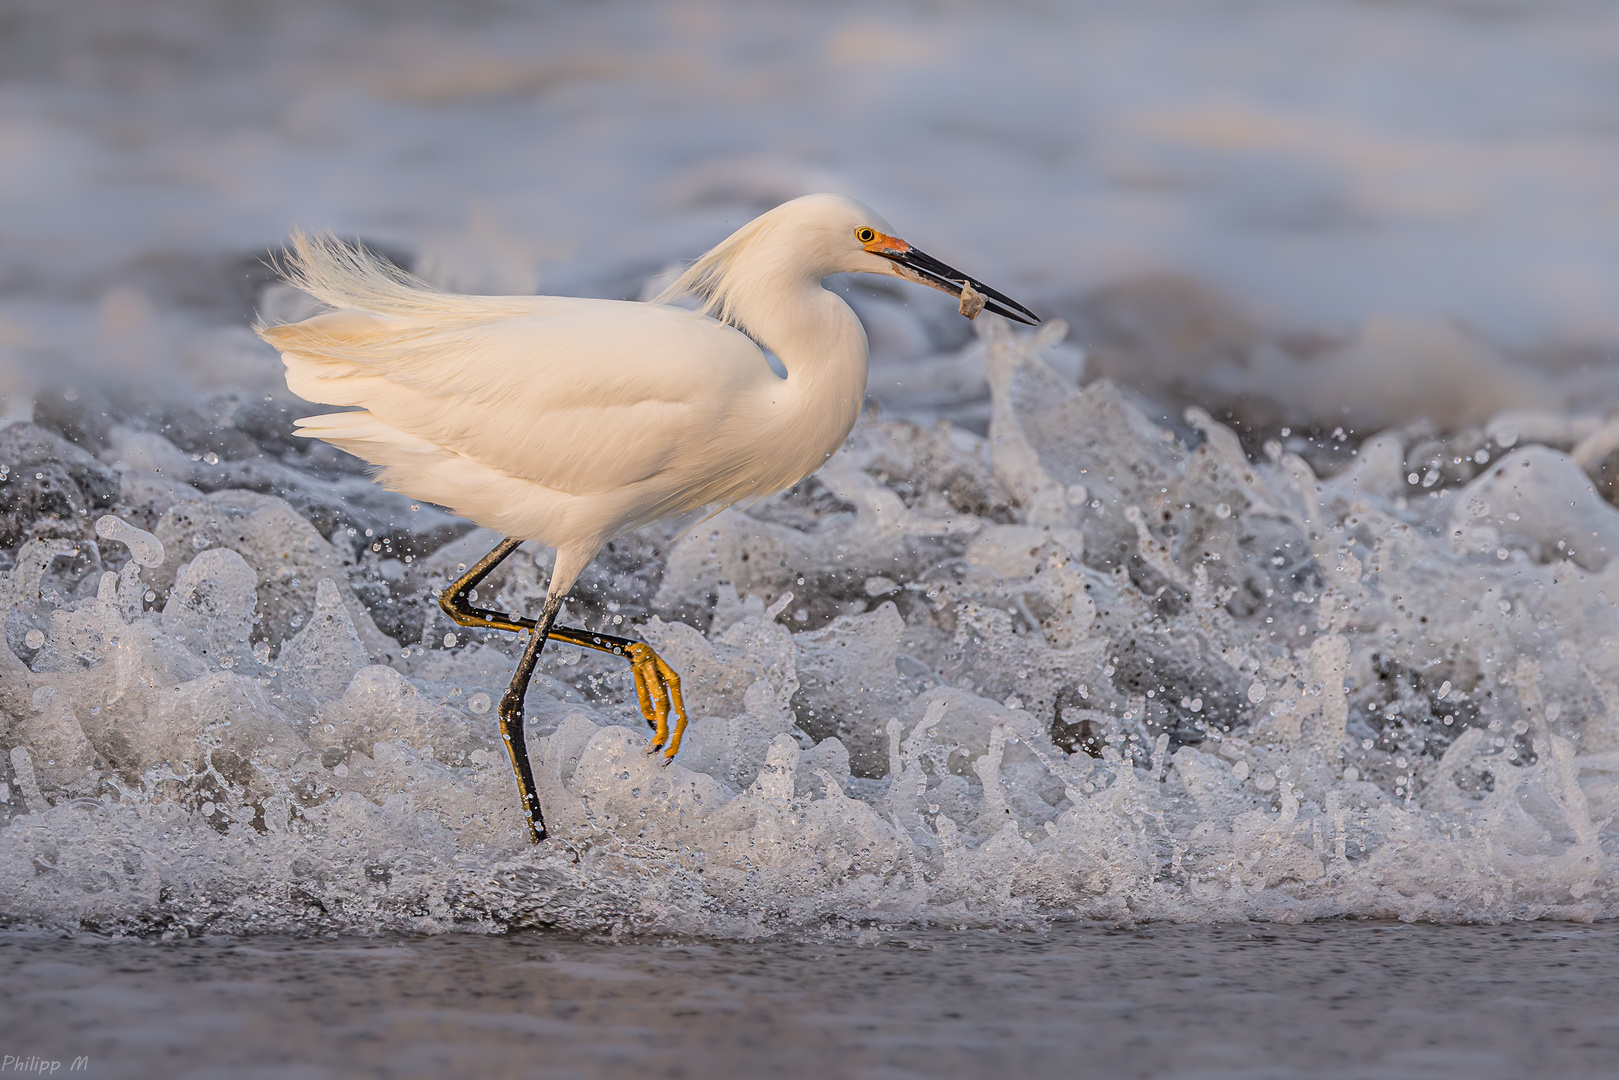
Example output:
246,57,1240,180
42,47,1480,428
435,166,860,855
293,410,446,469
255,231,563,411
257,231,534,322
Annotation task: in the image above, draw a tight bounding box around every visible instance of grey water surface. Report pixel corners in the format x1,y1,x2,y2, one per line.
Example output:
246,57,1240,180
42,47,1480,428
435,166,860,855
4,920,1617,1079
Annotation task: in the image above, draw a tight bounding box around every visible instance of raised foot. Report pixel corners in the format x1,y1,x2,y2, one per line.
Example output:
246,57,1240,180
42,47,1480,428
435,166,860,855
626,642,690,761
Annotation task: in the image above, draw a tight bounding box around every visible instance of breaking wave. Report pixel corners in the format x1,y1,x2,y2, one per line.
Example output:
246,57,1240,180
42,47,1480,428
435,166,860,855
5,318,1619,936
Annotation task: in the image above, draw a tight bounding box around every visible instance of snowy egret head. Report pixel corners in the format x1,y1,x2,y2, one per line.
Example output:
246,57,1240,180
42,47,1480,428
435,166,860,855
658,193,1039,327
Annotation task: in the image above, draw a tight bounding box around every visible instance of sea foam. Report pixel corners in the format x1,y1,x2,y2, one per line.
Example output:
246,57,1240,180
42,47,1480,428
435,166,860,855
3,319,1617,936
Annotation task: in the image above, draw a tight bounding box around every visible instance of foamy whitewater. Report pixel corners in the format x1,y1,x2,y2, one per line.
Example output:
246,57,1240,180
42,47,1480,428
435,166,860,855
2,312,1618,935
1,0,1618,937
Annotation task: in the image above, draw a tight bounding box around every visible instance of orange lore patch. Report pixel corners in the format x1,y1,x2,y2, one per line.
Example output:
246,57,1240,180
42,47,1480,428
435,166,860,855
862,231,911,257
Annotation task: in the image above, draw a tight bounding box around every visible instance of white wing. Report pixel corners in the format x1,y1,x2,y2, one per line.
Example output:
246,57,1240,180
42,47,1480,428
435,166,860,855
262,296,777,497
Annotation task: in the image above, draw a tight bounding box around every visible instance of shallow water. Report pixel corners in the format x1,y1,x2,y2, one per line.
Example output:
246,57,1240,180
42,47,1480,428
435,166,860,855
5,921,1618,1079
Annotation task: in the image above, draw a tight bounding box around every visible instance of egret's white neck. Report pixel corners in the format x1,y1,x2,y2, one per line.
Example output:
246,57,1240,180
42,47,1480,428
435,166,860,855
730,269,869,459
654,217,873,476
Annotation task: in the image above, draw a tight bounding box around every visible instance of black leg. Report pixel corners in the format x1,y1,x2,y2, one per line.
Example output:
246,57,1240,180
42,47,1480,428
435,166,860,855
498,593,562,843
439,537,528,633
438,538,691,844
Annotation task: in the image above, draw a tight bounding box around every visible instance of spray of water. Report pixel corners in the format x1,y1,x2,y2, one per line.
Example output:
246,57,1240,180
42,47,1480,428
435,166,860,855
2,318,1617,936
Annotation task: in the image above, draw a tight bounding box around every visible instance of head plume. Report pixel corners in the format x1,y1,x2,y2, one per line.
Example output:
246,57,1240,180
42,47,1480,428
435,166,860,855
652,194,888,331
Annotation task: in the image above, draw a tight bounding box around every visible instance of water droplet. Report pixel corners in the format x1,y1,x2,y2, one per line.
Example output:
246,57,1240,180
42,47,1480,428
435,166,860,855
469,692,491,714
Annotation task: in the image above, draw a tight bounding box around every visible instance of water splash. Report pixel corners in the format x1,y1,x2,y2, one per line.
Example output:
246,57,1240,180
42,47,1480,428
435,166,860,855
3,321,1619,936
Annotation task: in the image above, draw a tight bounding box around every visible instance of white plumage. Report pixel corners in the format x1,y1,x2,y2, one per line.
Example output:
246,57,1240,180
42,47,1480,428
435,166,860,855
256,193,1036,842
261,194,897,594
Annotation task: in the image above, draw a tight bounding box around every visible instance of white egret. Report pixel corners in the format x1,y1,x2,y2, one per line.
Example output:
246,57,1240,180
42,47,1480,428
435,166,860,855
257,193,1038,842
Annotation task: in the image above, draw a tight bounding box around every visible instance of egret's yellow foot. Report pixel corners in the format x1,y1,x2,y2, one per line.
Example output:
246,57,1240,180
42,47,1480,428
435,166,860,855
627,642,688,763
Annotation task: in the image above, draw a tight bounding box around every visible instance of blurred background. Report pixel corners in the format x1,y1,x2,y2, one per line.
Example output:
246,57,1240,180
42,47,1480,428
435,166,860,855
1,0,1616,459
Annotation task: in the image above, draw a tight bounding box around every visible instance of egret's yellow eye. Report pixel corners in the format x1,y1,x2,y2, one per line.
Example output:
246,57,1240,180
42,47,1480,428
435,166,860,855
856,227,876,244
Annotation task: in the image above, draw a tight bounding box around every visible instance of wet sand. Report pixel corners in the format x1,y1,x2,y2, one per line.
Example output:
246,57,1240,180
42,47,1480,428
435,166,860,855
3,920,1616,1079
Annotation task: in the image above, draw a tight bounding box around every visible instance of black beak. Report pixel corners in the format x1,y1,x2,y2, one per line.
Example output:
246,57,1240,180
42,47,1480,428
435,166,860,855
878,246,1040,326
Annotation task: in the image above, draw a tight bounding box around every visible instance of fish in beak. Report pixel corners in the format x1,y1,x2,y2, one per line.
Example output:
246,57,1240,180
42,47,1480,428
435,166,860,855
861,230,1040,325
